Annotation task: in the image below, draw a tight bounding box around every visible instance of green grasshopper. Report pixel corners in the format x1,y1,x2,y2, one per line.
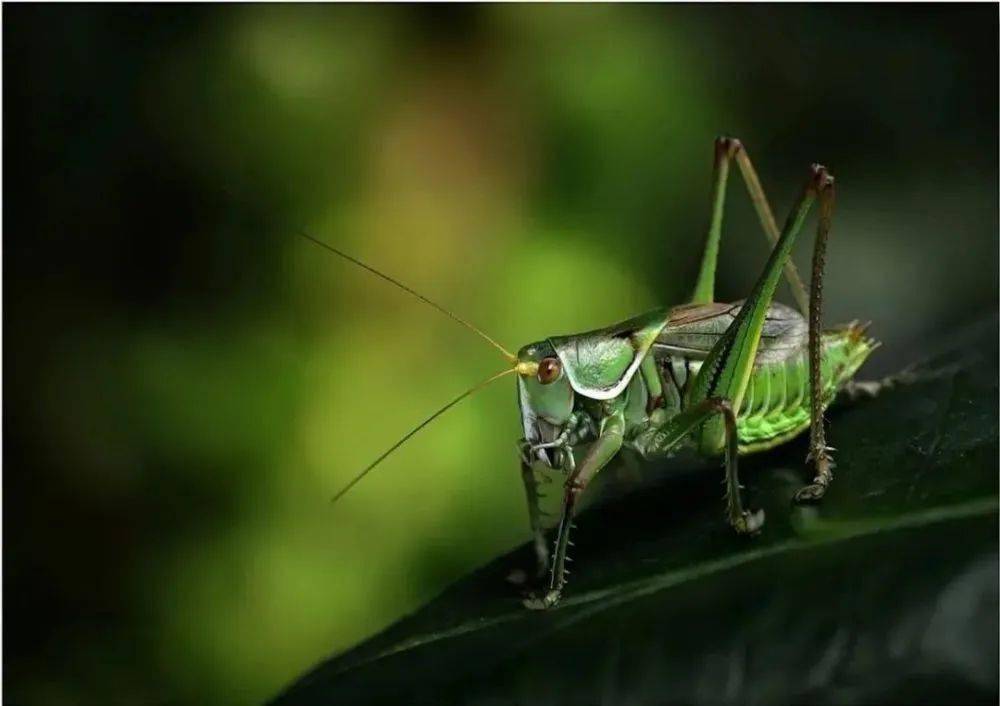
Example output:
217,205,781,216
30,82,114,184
309,137,877,610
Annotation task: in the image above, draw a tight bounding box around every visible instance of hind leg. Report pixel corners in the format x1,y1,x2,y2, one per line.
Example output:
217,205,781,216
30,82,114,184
689,164,833,445
795,174,838,503
691,136,811,314
683,163,835,520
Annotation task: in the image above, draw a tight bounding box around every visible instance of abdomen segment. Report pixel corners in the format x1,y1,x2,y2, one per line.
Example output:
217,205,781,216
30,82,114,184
736,323,876,453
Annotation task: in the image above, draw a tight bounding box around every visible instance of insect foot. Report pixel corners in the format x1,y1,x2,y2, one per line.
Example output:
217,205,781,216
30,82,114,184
731,508,765,536
796,451,835,503
522,589,562,611
794,481,829,503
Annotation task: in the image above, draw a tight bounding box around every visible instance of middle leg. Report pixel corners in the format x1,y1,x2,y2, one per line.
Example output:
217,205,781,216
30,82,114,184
635,396,763,534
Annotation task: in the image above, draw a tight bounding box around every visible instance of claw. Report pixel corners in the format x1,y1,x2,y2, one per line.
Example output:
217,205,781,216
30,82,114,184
523,589,562,610
794,482,828,503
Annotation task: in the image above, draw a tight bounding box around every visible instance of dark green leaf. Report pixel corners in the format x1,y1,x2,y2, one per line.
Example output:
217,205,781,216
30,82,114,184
273,315,999,706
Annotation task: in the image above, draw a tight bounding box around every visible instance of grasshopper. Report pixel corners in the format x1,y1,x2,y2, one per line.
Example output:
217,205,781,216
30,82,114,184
311,137,877,610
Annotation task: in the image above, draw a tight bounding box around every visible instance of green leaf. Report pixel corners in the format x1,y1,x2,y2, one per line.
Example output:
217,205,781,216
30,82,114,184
273,315,998,706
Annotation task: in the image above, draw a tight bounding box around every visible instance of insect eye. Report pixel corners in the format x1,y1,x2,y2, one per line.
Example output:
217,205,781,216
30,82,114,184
537,357,561,385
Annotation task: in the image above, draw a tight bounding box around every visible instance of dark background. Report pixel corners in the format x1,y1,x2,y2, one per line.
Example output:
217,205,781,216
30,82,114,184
4,5,997,705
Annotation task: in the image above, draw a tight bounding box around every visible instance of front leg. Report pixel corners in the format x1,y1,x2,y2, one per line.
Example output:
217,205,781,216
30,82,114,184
517,433,578,581
524,411,624,610
519,459,550,580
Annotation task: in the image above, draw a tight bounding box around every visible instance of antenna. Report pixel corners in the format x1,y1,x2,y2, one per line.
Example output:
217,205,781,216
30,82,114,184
330,367,518,504
297,231,516,362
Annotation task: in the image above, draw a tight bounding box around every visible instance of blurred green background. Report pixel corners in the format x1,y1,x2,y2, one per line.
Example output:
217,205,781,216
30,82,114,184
4,5,997,705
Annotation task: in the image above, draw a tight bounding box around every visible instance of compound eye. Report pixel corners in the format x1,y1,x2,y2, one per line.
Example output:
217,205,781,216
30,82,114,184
537,357,561,385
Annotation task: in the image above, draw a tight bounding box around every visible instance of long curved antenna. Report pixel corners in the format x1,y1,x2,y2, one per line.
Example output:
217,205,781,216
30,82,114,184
331,367,518,504
298,231,516,362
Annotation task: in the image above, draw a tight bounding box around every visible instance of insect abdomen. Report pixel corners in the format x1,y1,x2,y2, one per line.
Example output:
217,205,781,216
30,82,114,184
736,324,876,453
